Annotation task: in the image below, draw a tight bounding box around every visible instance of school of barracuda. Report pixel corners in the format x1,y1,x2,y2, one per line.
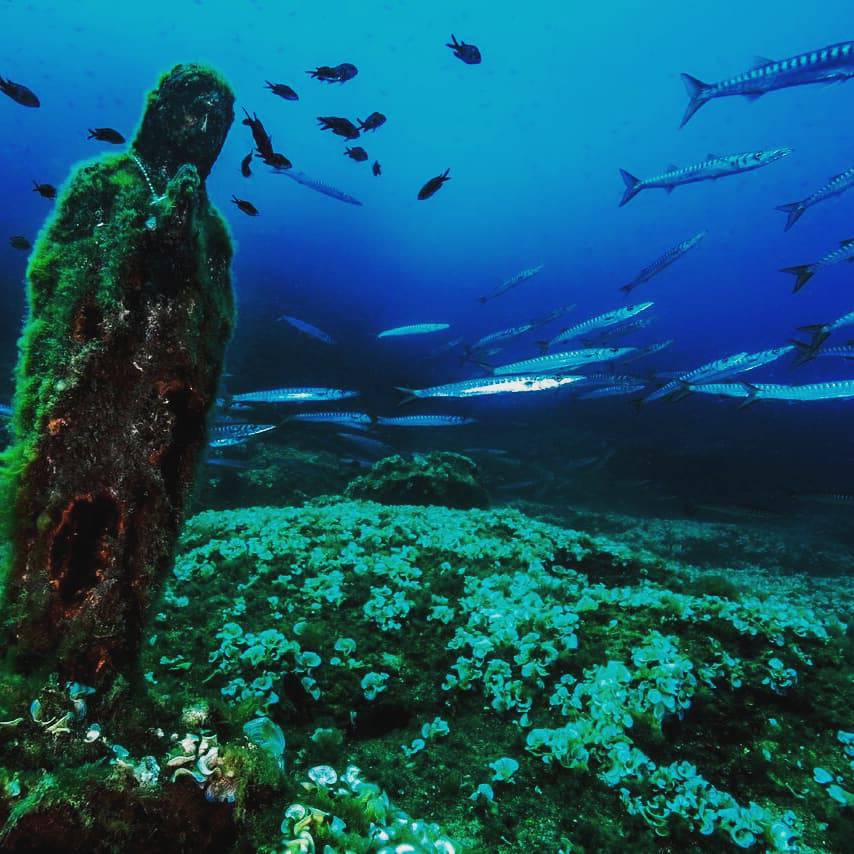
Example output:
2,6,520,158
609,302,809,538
202,39,854,457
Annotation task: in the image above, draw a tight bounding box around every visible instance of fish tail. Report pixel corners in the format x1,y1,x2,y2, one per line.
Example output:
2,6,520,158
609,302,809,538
776,201,805,231
394,387,418,406
679,73,712,128
618,169,642,207
737,382,761,410
780,264,814,293
789,338,817,366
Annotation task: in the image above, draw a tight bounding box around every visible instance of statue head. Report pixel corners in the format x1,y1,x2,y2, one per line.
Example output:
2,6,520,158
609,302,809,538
133,64,235,182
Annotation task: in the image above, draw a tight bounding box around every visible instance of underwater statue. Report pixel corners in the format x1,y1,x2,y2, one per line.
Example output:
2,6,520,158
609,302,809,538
0,64,235,687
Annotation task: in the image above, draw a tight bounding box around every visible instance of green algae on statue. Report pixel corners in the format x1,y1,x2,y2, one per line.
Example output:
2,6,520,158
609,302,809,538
0,64,236,687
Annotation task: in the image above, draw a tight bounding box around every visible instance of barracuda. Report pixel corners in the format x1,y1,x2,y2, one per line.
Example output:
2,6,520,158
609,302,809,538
231,387,359,403
208,422,276,447
397,374,584,400
780,237,854,293
620,232,706,293
493,347,635,376
470,322,535,351
776,165,854,230
478,264,544,304
378,323,450,338
578,382,647,400
620,148,790,206
657,347,792,402
680,41,854,127
375,414,476,427
689,379,854,403
548,302,654,349
286,411,374,428
644,352,749,403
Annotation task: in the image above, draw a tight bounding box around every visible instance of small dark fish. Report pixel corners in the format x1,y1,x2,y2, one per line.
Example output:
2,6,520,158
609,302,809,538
10,236,31,250
261,151,292,170
344,146,368,162
307,63,358,83
0,75,40,107
241,151,253,177
32,181,56,199
241,109,274,159
265,81,299,101
446,34,482,65
418,168,451,200
372,160,381,177
334,63,358,82
88,127,125,144
317,116,360,140
231,195,259,216
358,112,386,132
307,65,339,82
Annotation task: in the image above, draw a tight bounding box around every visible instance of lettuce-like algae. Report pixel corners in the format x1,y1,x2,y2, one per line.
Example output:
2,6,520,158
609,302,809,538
126,498,850,852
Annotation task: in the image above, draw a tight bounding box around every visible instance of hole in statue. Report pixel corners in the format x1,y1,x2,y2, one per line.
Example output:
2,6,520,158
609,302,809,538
49,495,120,603
71,302,103,343
159,382,205,505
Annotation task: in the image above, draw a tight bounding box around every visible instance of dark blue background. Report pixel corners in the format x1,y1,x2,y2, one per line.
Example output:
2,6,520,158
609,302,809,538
1,0,852,506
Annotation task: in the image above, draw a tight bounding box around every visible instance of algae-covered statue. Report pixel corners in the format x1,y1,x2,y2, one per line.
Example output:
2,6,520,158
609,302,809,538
0,64,235,687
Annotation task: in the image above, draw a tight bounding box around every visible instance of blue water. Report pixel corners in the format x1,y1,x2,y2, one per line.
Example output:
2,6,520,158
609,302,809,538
2,0,853,511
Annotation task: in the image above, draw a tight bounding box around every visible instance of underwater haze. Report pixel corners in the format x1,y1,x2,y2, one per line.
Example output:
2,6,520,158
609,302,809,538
0,1,852,852
2,0,854,520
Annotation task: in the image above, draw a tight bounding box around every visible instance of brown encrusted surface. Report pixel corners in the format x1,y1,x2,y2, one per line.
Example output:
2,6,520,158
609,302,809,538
1,64,236,686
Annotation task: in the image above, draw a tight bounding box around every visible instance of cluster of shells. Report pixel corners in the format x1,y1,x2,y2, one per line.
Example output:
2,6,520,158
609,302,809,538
167,732,237,803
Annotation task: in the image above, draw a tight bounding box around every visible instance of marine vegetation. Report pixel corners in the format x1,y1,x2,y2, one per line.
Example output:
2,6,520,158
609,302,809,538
344,452,489,509
0,498,848,851
0,63,235,688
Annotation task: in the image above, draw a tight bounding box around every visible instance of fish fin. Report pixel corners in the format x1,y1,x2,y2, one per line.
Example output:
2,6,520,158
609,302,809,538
775,202,805,231
619,283,636,295
665,186,675,194
788,338,816,366
751,55,775,68
744,93,764,101
394,387,418,406
779,264,814,293
796,323,826,333
705,153,721,160
666,163,679,172
618,169,642,206
737,382,761,410
840,237,854,248
536,340,550,353
679,73,711,127
477,296,488,305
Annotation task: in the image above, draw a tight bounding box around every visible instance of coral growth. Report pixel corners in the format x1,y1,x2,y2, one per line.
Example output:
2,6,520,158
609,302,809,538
345,452,489,509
